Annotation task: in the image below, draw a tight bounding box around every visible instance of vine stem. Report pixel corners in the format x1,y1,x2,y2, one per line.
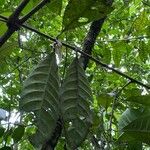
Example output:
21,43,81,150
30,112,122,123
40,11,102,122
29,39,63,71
109,81,132,144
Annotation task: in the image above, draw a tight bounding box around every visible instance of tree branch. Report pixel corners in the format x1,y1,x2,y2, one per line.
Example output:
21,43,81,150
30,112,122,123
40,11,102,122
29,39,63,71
0,16,149,89
0,0,50,47
81,18,106,70
0,0,30,47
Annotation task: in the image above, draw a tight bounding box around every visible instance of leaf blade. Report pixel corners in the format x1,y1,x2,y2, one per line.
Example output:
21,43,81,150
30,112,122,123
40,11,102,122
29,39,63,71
20,52,60,147
60,58,93,148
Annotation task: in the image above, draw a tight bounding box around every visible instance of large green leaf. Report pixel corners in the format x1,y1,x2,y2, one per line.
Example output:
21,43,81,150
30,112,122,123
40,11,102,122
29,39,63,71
126,94,150,106
62,0,113,31
122,115,150,145
60,58,93,149
118,108,142,131
118,108,150,145
124,88,142,98
20,52,60,147
22,0,34,15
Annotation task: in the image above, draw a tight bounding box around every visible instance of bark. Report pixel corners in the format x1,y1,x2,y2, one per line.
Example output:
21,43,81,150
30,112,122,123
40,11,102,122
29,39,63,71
81,18,106,70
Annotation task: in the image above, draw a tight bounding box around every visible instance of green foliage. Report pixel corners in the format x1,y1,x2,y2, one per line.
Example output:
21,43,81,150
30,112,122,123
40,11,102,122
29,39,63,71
0,42,17,62
0,146,12,150
118,108,150,145
126,94,150,106
97,93,113,109
0,126,5,138
47,0,62,15
138,41,149,62
112,41,127,67
133,10,149,34
0,0,150,149
12,125,25,143
0,22,7,36
62,0,113,31
118,108,142,131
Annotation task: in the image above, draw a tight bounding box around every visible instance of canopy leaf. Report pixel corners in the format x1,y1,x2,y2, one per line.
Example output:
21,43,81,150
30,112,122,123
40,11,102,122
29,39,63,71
63,0,113,31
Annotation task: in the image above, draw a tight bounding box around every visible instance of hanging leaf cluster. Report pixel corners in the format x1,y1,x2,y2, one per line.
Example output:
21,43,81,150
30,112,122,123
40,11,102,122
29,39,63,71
19,52,93,149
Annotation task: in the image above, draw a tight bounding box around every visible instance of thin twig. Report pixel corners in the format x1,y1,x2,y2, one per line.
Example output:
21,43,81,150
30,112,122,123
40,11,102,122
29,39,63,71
1,56,31,81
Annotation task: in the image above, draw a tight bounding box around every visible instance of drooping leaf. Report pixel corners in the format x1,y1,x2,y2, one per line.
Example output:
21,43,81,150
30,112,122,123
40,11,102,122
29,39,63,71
62,0,113,31
60,58,93,149
12,125,25,143
117,133,142,150
0,41,17,73
20,52,60,147
126,94,150,106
